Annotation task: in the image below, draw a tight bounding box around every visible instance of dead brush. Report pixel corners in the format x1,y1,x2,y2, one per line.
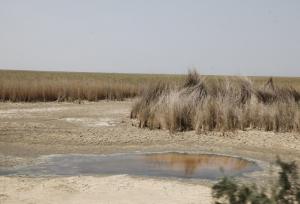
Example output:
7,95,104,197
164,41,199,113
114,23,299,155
183,69,202,88
130,82,169,127
163,91,195,132
132,70,300,133
255,77,300,104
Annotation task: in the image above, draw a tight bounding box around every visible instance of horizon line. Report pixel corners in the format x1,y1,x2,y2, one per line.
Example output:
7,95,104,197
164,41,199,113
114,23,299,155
1,67,299,78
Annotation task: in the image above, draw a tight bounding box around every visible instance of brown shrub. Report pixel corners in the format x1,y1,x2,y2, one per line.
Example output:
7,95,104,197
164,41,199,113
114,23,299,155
130,82,169,127
255,77,300,104
132,70,300,133
183,69,202,88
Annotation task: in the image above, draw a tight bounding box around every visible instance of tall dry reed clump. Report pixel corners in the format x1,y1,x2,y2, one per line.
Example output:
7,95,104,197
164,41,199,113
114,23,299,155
131,70,300,132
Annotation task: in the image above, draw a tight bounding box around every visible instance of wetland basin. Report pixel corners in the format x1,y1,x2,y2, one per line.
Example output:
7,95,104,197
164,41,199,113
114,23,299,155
0,152,261,180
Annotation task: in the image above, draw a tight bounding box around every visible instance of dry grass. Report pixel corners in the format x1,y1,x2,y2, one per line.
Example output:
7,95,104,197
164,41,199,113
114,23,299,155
131,70,300,132
1,69,299,106
0,70,182,102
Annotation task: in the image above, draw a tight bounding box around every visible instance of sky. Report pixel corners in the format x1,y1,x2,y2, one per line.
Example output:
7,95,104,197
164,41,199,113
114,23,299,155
0,0,300,76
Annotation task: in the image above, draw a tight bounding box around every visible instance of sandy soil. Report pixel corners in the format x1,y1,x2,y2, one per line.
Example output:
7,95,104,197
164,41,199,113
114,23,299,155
0,175,212,204
0,101,300,203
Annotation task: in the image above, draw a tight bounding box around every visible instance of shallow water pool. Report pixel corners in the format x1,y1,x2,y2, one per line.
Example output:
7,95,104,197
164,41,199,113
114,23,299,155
0,152,261,180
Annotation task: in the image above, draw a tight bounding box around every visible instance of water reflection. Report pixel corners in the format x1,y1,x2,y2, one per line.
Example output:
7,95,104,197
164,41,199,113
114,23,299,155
144,153,255,176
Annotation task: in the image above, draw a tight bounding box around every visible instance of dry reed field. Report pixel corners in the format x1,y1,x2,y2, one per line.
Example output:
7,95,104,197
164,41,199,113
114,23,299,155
1,70,299,103
0,70,182,102
131,70,300,132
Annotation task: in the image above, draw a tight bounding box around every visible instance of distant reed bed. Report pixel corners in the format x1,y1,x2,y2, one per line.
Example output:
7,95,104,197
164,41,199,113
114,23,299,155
0,70,183,102
1,69,299,106
131,70,300,132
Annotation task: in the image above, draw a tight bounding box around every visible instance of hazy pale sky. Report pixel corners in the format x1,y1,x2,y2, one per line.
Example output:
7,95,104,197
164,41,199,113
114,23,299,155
1,0,300,76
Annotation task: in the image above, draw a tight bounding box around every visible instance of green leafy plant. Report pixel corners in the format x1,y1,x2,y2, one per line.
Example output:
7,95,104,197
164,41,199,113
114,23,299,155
212,157,300,204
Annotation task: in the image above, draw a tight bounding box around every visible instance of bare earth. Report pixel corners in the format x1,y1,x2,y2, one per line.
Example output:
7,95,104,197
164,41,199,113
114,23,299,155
0,175,212,204
0,101,300,204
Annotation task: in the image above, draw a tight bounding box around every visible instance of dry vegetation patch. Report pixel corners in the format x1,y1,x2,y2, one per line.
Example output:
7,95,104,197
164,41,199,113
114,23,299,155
1,70,299,103
131,70,300,132
0,70,182,102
